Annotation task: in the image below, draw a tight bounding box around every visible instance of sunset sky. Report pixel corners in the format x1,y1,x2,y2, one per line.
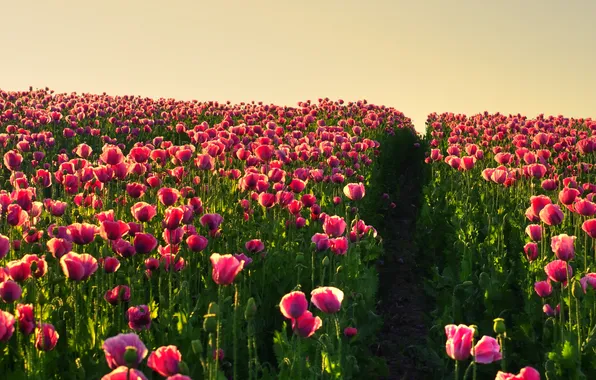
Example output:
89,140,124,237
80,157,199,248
2,0,595,132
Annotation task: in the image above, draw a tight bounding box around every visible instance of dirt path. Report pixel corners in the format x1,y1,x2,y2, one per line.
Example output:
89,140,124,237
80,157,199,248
374,157,436,379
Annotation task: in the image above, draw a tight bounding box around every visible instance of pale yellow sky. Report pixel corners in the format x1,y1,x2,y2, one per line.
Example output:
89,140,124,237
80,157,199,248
2,0,595,132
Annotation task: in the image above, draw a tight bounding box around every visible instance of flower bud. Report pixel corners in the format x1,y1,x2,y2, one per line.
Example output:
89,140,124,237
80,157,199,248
295,252,304,264
178,361,190,375
192,339,203,355
493,318,506,334
572,281,584,299
322,256,330,267
469,324,479,338
245,297,257,320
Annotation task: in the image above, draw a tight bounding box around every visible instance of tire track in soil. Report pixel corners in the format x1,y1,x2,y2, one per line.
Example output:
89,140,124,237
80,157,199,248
374,157,434,380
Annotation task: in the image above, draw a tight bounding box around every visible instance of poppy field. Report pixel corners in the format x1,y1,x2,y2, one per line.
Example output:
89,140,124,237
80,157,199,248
421,112,596,379
0,88,420,379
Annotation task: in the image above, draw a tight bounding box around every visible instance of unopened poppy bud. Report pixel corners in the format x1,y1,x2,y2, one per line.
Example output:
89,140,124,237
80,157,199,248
192,339,203,354
322,256,330,267
469,324,479,338
124,346,138,366
336,265,343,274
245,297,257,320
203,315,217,333
178,361,190,375
207,302,219,316
493,318,506,334
572,281,584,299
295,252,304,264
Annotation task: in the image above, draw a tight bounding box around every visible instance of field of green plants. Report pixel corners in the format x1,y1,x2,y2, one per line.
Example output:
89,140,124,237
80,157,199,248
1,87,593,379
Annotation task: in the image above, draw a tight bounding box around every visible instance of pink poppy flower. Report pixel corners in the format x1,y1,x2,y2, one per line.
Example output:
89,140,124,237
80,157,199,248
550,234,576,261
544,260,573,286
35,323,59,351
0,310,16,342
311,287,344,314
102,333,148,369
127,305,152,331
495,366,540,380
279,291,308,319
147,345,182,377
60,252,98,281
472,335,502,363
16,304,34,335
445,324,474,361
539,204,564,226
292,310,322,338
210,253,244,285
343,182,366,201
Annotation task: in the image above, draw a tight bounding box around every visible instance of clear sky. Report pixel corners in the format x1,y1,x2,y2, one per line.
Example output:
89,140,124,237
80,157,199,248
2,0,595,132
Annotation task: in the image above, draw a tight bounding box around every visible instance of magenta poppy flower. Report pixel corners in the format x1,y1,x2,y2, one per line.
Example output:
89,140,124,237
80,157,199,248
100,220,130,241
101,366,148,380
559,187,580,205
210,253,244,285
582,219,596,238
525,224,542,241
16,304,34,335
245,239,265,253
6,204,28,227
580,273,596,293
530,195,552,216
322,216,347,237
0,280,22,303
6,260,31,282
445,324,474,361
195,154,215,170
129,146,151,163
103,257,121,274
495,366,540,380
102,333,148,369
575,198,596,216
550,234,576,261
255,145,274,161
0,310,16,342
534,280,552,297
524,242,538,262
68,223,98,245
330,237,349,255
472,336,502,363
344,327,358,337
544,260,573,286
163,207,185,230
343,182,366,201
166,375,191,380
157,188,180,206
133,233,158,254
60,252,98,281
112,239,136,258
258,192,276,208
539,204,564,226
542,179,558,191
100,145,124,166
186,234,208,252
311,287,344,314
35,323,59,351
200,213,224,231
162,227,184,246
147,345,182,377
3,150,23,171
126,183,147,199
291,310,322,338
73,143,93,159
130,202,157,223
127,305,152,331
104,285,131,305
279,291,308,319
